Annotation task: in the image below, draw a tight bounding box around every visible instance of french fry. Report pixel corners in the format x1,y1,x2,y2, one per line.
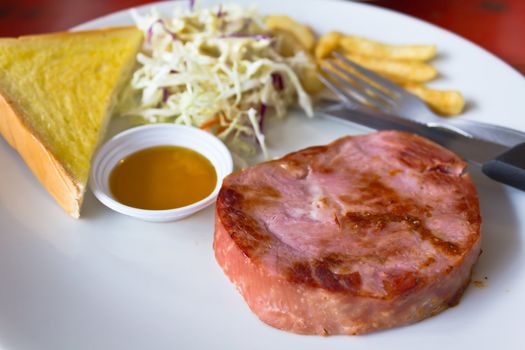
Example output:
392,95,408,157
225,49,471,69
340,35,437,61
403,84,465,116
345,54,438,83
299,64,325,94
315,31,342,60
265,15,316,52
271,29,305,57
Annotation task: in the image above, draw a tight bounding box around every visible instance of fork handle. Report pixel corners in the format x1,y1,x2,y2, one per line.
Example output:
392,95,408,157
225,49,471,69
482,142,525,191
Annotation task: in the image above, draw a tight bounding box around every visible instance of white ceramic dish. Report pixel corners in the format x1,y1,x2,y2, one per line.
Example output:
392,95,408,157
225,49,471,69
90,124,233,222
0,1,524,350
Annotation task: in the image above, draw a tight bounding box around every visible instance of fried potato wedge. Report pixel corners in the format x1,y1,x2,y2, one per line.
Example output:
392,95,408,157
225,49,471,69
345,54,438,83
403,84,465,116
315,31,342,60
340,35,437,61
265,15,315,52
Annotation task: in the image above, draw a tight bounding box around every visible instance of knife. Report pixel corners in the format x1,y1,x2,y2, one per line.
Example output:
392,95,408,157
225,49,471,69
320,104,525,191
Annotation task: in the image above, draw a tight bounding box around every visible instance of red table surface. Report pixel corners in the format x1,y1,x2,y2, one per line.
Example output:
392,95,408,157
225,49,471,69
0,0,523,75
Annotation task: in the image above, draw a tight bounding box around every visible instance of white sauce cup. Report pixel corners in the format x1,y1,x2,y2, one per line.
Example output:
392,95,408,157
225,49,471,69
90,124,233,222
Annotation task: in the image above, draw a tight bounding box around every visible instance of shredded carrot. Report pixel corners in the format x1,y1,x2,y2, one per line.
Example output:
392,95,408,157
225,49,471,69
200,117,220,130
215,125,227,134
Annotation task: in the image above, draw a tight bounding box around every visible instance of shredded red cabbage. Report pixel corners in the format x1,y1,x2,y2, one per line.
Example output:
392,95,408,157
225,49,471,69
271,73,284,91
147,19,179,43
146,23,155,43
258,103,267,132
159,20,179,40
162,88,170,102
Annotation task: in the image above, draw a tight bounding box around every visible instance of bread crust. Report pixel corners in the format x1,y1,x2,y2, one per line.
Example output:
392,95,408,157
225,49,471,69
0,92,82,218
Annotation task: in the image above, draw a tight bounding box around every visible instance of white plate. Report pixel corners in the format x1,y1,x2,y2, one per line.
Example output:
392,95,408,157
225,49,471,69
1,1,524,349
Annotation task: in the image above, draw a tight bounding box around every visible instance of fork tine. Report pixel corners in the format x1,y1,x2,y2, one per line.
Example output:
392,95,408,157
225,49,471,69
332,52,407,97
320,65,390,110
327,59,395,105
317,72,362,106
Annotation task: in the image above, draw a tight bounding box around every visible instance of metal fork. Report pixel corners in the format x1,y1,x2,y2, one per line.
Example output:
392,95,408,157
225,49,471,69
318,52,525,147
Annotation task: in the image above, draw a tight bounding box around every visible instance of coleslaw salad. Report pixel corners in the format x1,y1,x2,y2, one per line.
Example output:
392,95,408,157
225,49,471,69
123,1,315,159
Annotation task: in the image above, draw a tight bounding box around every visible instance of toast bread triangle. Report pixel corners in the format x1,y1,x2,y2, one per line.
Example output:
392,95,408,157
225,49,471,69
0,27,143,218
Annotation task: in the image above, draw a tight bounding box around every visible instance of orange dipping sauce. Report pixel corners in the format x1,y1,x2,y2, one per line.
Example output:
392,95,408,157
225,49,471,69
109,145,217,210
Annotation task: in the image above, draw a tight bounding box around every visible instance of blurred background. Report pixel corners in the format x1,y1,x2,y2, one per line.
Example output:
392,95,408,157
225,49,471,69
0,0,523,74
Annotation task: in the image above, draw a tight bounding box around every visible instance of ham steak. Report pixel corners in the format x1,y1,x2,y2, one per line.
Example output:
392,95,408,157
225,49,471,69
214,131,481,335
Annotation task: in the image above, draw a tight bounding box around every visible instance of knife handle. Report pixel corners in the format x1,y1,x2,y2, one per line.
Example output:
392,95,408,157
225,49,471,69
482,142,525,191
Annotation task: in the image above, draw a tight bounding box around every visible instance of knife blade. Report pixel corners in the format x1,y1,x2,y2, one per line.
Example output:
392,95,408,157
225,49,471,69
319,104,525,191
320,104,509,166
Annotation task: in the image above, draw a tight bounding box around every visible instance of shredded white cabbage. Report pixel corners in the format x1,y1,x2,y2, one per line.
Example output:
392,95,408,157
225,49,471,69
124,1,314,158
